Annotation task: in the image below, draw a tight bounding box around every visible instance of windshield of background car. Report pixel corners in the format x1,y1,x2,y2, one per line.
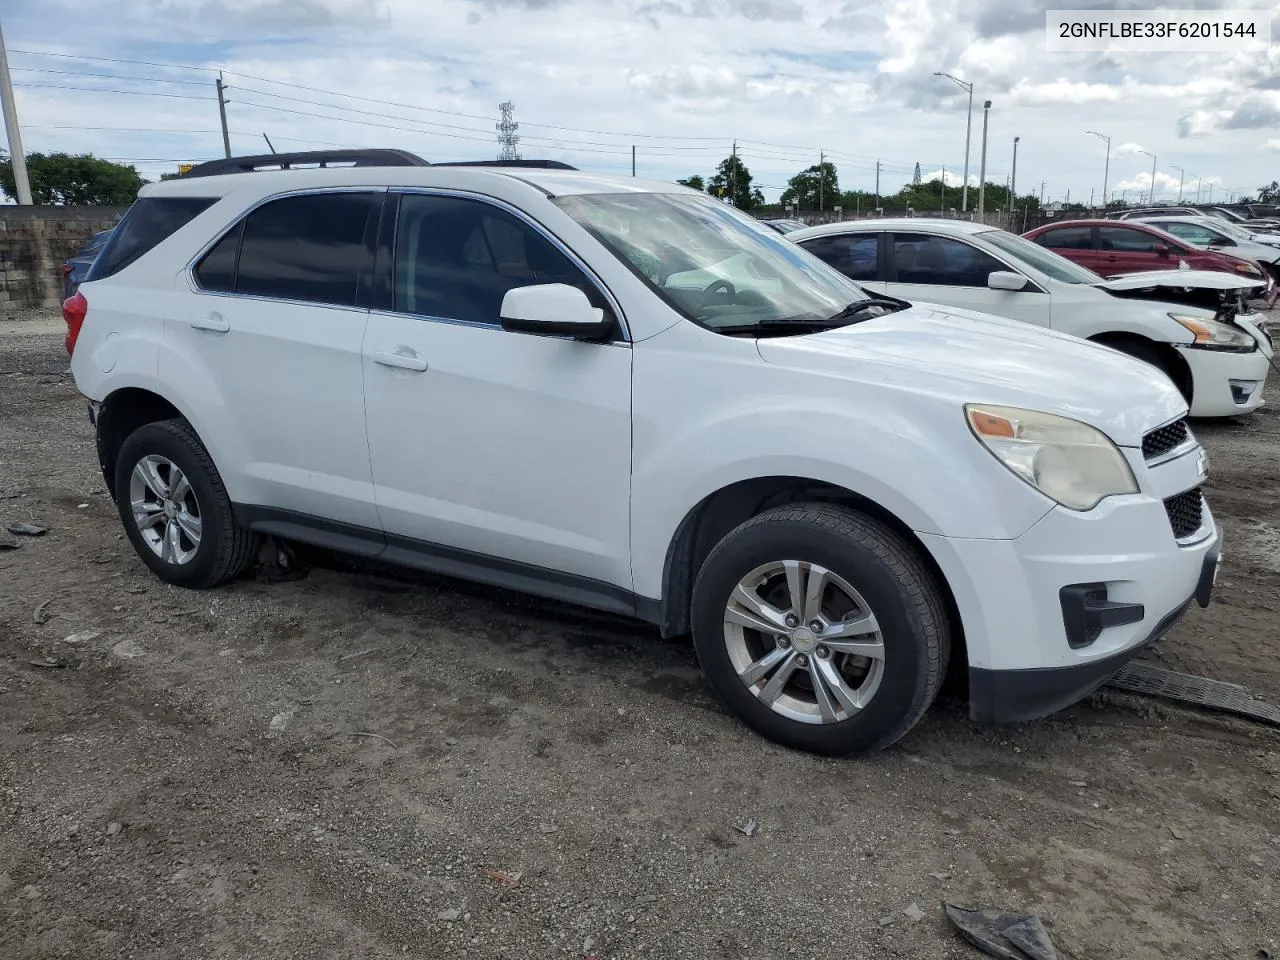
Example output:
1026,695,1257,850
553,192,869,332
979,229,1102,284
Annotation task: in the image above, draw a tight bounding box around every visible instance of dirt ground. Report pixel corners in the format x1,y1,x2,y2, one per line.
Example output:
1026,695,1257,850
1,310,1278,960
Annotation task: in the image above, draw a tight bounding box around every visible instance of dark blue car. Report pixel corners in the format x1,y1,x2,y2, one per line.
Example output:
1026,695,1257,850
62,228,115,300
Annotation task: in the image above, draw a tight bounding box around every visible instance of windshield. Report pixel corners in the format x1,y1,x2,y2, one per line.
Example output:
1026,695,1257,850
978,229,1103,284
553,192,872,333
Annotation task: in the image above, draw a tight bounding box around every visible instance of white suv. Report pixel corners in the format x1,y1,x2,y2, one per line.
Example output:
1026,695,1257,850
65,150,1222,755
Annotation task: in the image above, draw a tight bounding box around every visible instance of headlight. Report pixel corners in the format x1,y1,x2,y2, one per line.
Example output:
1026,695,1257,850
965,404,1138,512
1170,314,1256,350
1235,262,1261,275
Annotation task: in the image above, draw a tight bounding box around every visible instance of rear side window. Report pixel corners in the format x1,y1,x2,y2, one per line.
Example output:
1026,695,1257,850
194,221,244,293
1035,226,1092,250
86,197,218,281
235,193,379,307
1098,226,1163,253
798,234,879,281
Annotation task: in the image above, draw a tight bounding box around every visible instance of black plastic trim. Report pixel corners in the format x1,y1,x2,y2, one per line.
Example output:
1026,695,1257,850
182,149,429,178
233,504,660,623
1195,526,1222,608
1059,582,1145,649
431,160,578,170
968,599,1192,724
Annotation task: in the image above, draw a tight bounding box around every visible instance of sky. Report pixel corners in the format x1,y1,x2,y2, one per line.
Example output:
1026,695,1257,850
2,0,1280,205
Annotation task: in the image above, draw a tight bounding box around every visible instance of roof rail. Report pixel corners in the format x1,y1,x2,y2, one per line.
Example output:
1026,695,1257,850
432,159,579,170
181,149,430,178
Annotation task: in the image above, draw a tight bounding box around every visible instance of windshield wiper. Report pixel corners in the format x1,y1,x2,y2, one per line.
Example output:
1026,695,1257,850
824,296,910,322
713,317,866,336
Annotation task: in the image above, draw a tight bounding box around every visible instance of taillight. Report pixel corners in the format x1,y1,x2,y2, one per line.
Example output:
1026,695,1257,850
62,263,73,275
63,291,87,356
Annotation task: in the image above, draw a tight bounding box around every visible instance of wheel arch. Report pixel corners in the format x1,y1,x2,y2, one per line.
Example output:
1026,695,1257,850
95,386,205,500
652,476,966,679
1087,331,1194,402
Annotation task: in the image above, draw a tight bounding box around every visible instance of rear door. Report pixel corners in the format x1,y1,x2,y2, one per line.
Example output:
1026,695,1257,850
183,189,383,529
793,231,886,292
1096,225,1180,275
883,231,1050,326
1029,224,1097,271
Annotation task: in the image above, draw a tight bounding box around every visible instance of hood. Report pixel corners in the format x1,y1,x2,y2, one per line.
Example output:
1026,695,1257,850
755,303,1186,448
1092,269,1265,293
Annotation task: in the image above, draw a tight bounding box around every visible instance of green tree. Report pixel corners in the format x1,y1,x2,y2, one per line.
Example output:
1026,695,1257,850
0,152,144,205
676,174,705,191
780,161,839,211
707,155,764,210
1256,181,1279,203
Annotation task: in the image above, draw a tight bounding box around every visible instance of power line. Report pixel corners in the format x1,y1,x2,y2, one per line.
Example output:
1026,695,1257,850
11,66,210,85
13,82,210,101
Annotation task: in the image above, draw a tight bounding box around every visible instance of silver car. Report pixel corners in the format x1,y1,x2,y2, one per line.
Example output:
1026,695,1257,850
1132,215,1280,279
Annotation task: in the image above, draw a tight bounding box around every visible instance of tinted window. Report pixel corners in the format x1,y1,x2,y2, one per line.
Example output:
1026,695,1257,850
1158,222,1226,245
1035,226,1092,250
87,197,217,281
236,193,379,307
194,221,244,293
890,233,1006,286
394,194,598,325
799,234,879,281
1098,226,1164,253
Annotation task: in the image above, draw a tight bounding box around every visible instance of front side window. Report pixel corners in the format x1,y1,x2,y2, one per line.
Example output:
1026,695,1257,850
798,234,879,282
553,191,870,334
1098,226,1166,253
1159,222,1229,246
1034,226,1092,250
392,194,603,326
87,196,218,281
979,230,1101,284
890,232,1006,287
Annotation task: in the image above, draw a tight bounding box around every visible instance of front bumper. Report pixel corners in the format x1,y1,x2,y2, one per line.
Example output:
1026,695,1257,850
919,490,1221,724
1180,338,1272,418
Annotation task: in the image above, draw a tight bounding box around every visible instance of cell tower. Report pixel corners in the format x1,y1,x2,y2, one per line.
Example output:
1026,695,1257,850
913,162,922,185
496,101,521,161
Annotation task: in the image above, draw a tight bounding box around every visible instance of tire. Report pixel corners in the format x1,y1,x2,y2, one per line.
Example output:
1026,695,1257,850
113,419,258,588
1107,338,1193,403
690,503,949,756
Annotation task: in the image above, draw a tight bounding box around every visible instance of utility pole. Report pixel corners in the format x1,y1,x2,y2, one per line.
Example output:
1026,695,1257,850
818,149,824,211
934,72,974,211
216,73,231,159
1088,187,1094,209
1138,148,1157,204
1194,176,1202,202
941,167,946,213
1173,165,1185,203
977,99,991,218
631,145,635,177
874,159,881,209
1086,131,1110,213
0,19,32,204
262,133,277,154
1040,180,1046,205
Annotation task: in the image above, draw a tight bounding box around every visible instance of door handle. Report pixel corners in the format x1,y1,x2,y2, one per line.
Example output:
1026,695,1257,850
190,312,230,333
372,350,428,372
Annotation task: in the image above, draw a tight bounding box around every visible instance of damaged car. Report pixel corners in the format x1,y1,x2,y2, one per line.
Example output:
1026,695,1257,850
789,219,1273,418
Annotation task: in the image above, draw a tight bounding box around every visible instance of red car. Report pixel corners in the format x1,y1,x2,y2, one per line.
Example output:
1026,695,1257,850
1023,218,1270,281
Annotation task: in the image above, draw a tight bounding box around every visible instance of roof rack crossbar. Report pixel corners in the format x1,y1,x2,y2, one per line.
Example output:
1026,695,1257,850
181,149,430,178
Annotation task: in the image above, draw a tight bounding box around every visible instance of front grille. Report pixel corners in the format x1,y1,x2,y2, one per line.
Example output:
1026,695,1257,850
1164,487,1204,540
1142,419,1190,460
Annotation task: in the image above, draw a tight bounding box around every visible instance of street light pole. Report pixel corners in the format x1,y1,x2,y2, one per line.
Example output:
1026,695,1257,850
1138,148,1157,204
1086,131,1110,213
934,72,974,212
1011,136,1020,205
976,100,992,218
1173,165,1185,203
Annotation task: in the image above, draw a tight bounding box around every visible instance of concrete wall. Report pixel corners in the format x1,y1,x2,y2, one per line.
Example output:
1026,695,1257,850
0,206,128,311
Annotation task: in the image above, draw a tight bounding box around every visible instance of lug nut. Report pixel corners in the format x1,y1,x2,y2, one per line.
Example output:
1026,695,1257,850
809,620,823,633
784,614,799,628
795,654,809,667
816,646,830,659
777,636,790,649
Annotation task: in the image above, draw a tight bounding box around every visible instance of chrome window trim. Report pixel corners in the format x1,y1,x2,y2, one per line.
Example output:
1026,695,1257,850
388,187,632,343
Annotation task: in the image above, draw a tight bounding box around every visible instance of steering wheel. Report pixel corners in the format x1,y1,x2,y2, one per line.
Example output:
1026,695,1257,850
695,278,736,313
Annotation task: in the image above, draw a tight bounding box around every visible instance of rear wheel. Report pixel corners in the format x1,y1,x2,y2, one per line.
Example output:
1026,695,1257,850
690,503,949,755
114,419,257,588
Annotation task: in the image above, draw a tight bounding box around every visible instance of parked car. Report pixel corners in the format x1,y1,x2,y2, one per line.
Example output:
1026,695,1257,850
1109,205,1204,221
62,228,115,300
65,149,1221,756
788,218,1273,418
760,217,807,234
1203,206,1280,233
1022,219,1274,292
1129,216,1280,278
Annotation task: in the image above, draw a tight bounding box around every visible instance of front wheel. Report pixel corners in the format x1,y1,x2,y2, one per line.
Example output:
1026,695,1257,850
114,419,258,588
690,504,949,755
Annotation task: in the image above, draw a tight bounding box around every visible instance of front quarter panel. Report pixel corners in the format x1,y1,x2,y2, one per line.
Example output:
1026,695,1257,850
628,322,1055,600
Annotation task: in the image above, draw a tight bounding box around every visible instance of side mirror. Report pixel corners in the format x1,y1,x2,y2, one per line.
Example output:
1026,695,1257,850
987,270,1029,291
1154,243,1171,256
499,283,612,341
